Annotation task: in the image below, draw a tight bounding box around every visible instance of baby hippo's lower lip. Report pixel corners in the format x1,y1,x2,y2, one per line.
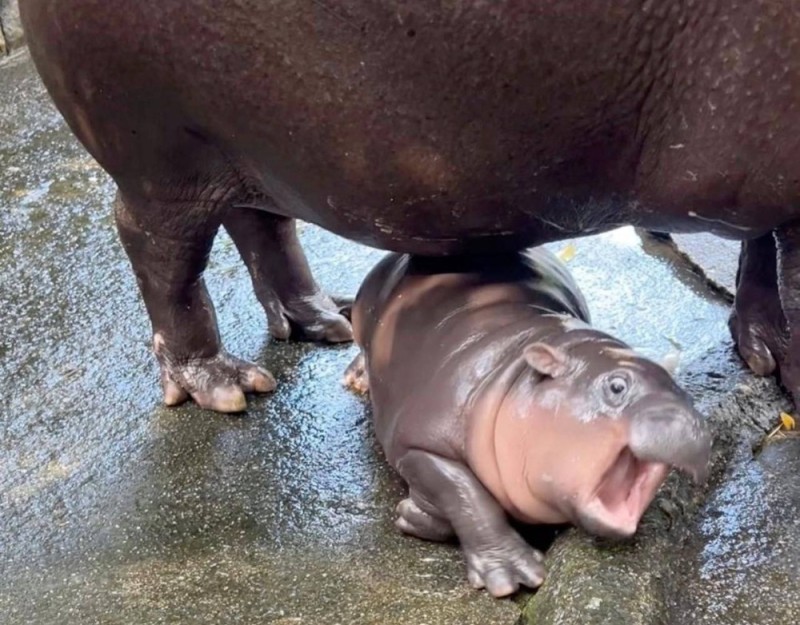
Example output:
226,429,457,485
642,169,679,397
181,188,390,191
576,448,670,538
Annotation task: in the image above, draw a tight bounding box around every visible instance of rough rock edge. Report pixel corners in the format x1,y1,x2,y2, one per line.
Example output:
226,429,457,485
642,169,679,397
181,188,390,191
519,374,787,625
636,231,735,302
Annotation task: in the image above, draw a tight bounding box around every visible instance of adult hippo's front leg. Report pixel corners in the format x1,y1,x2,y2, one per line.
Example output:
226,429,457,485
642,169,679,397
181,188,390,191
115,190,350,413
734,226,800,405
115,192,274,412
222,207,352,343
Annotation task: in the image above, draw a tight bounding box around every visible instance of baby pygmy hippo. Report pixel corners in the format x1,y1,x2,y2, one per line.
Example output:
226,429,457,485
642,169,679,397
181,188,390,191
344,249,711,598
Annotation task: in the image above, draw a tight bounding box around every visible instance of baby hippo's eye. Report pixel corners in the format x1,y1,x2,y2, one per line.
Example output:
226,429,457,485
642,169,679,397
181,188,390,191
610,377,627,394
603,373,631,405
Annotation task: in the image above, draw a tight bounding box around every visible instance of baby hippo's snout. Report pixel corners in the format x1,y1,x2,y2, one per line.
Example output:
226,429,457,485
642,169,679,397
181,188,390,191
577,391,711,540
559,346,713,541
629,395,712,484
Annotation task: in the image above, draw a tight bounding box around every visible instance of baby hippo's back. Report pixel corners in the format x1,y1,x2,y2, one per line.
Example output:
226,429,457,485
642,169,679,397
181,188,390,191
350,248,590,464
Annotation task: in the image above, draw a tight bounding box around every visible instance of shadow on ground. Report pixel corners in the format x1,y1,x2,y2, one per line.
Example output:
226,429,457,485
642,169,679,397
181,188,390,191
1,50,798,625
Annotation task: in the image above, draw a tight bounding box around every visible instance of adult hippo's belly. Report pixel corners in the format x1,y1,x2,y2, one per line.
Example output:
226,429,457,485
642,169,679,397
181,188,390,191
20,0,800,411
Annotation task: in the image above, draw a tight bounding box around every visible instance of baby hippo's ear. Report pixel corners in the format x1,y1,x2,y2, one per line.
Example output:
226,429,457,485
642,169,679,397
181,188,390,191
523,343,570,378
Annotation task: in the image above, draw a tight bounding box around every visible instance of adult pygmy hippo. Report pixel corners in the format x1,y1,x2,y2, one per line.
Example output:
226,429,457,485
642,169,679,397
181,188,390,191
20,1,800,410
344,249,711,597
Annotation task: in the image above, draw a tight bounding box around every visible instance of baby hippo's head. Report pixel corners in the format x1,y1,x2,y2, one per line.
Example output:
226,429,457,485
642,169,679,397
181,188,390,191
497,328,711,539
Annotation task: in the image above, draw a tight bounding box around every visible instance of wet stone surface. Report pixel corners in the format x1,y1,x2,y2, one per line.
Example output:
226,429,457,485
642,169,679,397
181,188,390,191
669,233,740,295
668,400,800,625
1,50,798,624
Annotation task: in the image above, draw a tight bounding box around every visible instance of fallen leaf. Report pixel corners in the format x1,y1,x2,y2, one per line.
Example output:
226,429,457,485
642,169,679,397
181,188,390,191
780,412,796,431
557,243,577,262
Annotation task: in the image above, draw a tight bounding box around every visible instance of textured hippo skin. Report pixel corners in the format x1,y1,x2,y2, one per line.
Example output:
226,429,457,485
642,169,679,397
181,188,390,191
20,1,800,410
344,248,711,597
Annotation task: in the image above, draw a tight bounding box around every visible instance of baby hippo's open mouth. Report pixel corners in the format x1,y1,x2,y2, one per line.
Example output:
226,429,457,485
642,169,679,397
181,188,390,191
578,447,670,538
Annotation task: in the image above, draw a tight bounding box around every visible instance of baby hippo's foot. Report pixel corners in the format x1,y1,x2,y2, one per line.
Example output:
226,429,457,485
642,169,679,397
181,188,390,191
155,335,276,413
343,353,369,394
395,497,454,542
462,532,546,598
264,291,353,343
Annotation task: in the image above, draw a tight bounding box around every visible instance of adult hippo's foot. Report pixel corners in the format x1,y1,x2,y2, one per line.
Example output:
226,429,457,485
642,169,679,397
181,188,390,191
115,192,280,412
155,336,276,412
730,234,788,377
223,207,353,343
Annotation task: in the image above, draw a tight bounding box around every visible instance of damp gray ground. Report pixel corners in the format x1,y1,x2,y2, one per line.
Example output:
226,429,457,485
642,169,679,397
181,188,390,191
1,50,798,625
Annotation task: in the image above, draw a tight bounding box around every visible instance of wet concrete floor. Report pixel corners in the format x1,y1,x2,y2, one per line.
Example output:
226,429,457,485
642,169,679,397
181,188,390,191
1,49,797,624
654,234,800,625
671,437,800,625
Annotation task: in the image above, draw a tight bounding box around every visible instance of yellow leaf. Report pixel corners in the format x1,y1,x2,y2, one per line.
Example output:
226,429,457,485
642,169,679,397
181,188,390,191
557,243,577,262
780,412,796,431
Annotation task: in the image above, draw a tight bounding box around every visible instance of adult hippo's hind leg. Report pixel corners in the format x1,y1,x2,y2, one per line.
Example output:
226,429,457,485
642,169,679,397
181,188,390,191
396,449,545,597
223,207,352,343
730,234,788,377
115,192,276,413
774,225,800,406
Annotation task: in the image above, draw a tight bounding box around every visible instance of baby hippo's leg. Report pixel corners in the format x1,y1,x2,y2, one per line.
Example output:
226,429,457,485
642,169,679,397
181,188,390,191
395,495,453,541
343,352,369,394
396,450,545,597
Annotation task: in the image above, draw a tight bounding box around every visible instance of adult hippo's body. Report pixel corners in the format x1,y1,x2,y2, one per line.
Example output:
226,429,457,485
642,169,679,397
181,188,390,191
21,1,800,410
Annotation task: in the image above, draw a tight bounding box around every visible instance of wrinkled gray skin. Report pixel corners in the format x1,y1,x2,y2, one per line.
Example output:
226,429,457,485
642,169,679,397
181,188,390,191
345,249,711,597
19,0,800,411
